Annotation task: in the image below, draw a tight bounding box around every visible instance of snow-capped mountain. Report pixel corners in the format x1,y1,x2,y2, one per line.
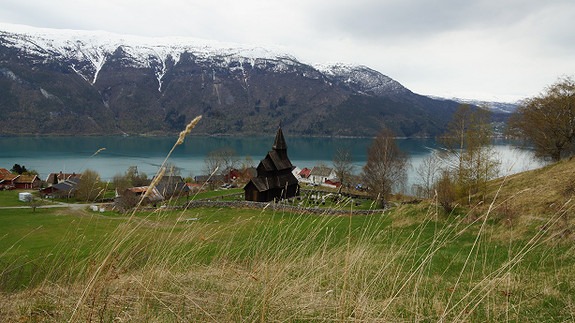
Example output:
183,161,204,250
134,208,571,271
0,23,466,137
0,23,304,91
451,98,518,114
315,63,411,97
428,94,519,114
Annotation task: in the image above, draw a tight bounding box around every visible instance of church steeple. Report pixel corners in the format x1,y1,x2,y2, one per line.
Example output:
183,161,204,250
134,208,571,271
272,124,287,151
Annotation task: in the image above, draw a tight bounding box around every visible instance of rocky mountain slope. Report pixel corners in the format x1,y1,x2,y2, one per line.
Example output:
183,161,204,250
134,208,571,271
0,23,468,137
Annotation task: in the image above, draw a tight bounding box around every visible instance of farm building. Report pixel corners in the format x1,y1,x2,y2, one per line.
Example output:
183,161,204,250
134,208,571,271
155,176,189,198
46,172,81,185
14,175,41,189
0,170,18,190
40,177,81,198
309,166,337,185
244,125,299,202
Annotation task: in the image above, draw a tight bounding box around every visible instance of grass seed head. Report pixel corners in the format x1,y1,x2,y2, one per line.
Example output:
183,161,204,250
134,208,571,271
176,115,202,146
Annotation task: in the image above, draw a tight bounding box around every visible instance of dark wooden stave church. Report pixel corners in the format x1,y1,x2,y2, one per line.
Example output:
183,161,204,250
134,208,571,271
244,126,300,202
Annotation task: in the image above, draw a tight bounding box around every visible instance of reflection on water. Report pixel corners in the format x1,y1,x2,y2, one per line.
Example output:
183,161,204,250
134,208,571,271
0,136,545,187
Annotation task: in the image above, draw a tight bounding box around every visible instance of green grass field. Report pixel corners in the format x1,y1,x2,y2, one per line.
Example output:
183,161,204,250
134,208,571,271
1,188,573,321
0,189,37,207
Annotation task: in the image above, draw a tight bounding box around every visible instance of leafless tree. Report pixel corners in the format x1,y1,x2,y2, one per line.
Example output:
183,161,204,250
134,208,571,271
203,147,240,176
333,147,355,192
415,151,442,198
113,166,150,192
362,127,410,207
164,162,182,177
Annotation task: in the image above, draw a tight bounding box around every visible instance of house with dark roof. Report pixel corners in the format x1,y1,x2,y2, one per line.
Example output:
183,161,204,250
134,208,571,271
125,186,164,203
40,177,81,198
155,176,189,198
194,174,226,184
46,172,81,185
244,126,299,202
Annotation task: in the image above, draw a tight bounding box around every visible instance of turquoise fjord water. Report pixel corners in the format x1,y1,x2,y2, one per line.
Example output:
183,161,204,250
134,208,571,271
0,136,543,188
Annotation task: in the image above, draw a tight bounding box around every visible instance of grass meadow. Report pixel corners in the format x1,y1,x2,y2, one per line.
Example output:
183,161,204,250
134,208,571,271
1,191,573,321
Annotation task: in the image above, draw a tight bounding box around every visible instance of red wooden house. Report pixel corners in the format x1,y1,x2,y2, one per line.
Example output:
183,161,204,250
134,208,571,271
15,175,41,189
0,172,19,190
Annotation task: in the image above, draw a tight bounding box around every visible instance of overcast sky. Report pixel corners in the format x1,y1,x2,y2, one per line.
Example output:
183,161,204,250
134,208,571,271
1,0,574,102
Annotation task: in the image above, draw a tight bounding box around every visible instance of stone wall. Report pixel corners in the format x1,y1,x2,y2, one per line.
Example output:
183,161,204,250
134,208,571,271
138,189,387,215
182,200,386,215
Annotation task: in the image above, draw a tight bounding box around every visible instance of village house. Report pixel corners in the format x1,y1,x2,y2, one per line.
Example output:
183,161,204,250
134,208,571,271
45,172,81,185
120,186,164,204
40,177,81,199
299,168,312,179
14,174,42,189
155,175,189,198
244,125,299,202
292,166,302,180
0,169,19,190
194,174,226,184
309,166,337,185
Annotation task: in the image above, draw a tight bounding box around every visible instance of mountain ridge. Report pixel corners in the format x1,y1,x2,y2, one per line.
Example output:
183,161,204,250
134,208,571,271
0,23,489,137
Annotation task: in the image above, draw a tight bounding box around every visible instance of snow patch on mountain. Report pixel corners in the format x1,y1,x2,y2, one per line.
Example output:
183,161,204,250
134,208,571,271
315,63,410,96
0,23,303,91
428,95,519,113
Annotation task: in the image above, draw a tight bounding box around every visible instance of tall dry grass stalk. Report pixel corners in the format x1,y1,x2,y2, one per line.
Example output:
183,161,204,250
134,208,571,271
69,116,201,321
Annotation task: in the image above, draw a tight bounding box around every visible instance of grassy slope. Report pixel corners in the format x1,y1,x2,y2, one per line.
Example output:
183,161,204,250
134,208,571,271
480,157,575,239
0,160,574,321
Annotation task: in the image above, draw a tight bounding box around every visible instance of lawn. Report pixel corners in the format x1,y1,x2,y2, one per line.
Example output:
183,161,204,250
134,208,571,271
0,189,37,207
0,200,573,321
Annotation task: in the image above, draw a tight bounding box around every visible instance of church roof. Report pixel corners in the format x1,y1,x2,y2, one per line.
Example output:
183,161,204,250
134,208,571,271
246,125,299,194
272,125,287,150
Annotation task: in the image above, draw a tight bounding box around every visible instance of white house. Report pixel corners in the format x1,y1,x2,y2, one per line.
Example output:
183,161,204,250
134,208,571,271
292,166,302,181
309,166,337,185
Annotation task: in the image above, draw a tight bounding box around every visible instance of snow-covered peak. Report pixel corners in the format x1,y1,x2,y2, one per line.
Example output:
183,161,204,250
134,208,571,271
315,63,409,96
0,23,301,88
427,95,519,113
0,23,296,60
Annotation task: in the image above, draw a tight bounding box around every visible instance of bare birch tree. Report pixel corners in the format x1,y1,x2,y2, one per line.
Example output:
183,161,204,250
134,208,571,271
333,147,354,192
362,127,409,207
439,104,500,201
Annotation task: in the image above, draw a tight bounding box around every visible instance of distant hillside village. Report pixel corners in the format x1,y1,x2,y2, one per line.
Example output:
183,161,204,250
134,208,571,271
0,127,345,207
